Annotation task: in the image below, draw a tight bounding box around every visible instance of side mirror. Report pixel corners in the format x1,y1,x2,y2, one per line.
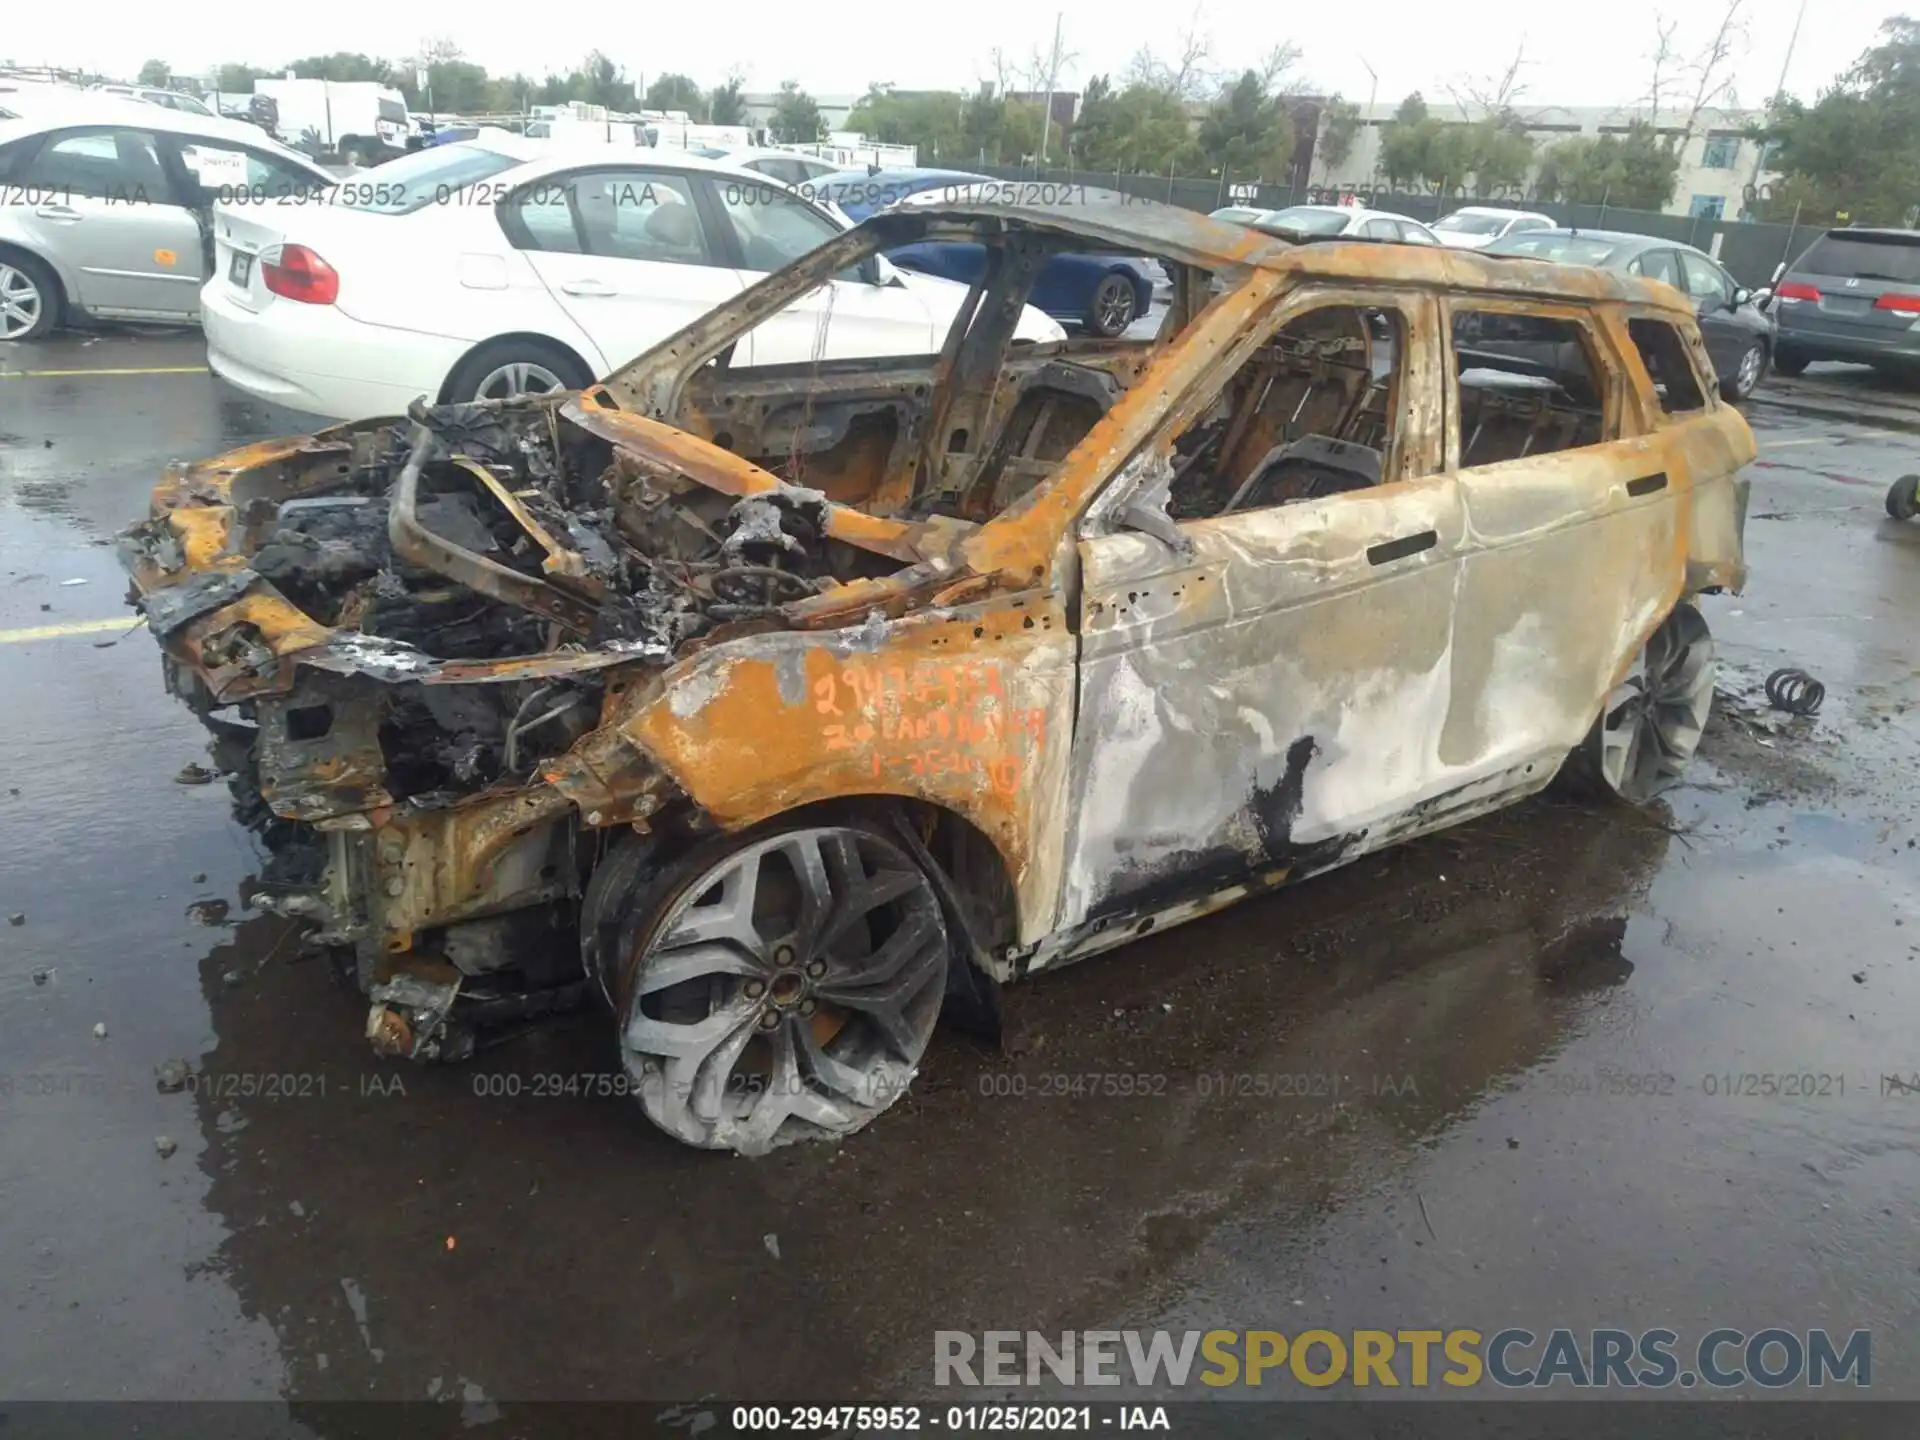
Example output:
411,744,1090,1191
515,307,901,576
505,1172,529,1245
861,253,900,287
1732,287,1753,308
1752,286,1774,308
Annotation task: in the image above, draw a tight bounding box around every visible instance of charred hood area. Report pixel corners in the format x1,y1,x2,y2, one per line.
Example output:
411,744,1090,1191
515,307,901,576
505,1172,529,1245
122,394,915,815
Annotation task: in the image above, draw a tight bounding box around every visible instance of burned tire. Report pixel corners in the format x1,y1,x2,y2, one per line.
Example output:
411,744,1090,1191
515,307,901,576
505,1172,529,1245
1887,474,1920,521
586,819,950,1154
0,249,61,341
442,338,591,405
1561,602,1715,806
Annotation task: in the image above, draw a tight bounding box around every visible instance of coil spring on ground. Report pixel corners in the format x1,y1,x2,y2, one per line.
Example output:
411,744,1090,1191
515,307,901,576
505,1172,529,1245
1764,667,1825,716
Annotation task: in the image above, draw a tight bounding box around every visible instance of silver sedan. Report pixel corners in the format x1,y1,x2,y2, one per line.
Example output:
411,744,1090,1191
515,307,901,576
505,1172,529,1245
0,103,331,340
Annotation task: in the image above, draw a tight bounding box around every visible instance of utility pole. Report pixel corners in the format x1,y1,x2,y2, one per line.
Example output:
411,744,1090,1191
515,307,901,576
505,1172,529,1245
1037,12,1065,167
1360,57,1379,186
1747,0,1807,205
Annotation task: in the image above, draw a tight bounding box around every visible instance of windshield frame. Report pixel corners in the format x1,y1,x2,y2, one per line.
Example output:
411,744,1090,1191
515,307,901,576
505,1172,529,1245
1255,206,1353,236
1434,211,1509,236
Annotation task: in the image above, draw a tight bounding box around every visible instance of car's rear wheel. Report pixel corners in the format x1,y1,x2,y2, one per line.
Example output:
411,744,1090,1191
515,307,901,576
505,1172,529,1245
443,338,592,405
1721,341,1766,402
1562,602,1715,806
1771,346,1809,377
1886,474,1920,521
0,251,60,341
591,820,950,1154
1086,271,1139,337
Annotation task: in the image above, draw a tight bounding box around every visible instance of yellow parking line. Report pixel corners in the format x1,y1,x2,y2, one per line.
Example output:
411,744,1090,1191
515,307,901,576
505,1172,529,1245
0,366,208,378
0,616,145,644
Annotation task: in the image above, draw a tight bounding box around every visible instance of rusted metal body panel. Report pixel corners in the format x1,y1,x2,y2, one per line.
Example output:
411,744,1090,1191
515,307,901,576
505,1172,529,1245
120,189,1753,1066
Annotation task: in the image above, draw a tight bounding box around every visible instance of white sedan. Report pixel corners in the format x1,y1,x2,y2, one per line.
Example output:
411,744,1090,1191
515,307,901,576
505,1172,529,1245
1430,206,1557,249
202,138,1066,420
1249,204,1443,245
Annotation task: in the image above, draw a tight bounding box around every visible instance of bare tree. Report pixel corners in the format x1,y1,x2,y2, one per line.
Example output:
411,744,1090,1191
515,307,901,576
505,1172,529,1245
1256,41,1303,95
1674,0,1748,151
1126,6,1216,100
1448,39,1529,120
1642,16,1679,129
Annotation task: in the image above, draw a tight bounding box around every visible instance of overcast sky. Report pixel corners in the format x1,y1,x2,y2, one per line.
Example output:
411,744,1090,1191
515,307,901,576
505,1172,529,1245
3,0,1891,111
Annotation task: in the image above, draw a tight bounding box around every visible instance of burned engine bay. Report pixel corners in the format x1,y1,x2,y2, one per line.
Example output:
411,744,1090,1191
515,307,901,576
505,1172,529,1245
116,389,992,1056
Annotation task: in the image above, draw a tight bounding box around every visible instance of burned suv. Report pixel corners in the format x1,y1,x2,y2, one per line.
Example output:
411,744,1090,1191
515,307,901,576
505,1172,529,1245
122,190,1753,1154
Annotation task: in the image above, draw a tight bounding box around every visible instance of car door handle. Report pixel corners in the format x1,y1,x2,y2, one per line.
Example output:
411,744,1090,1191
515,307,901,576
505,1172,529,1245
1627,472,1668,497
559,279,616,297
1367,530,1437,566
34,204,81,222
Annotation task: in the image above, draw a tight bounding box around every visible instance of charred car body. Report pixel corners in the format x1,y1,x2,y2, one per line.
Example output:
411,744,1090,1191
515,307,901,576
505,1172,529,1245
122,191,1753,1154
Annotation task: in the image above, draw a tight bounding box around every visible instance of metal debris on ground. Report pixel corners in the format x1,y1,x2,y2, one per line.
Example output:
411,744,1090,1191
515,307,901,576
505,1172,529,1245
155,1136,178,1158
156,1059,191,1092
173,763,216,785
1765,667,1826,716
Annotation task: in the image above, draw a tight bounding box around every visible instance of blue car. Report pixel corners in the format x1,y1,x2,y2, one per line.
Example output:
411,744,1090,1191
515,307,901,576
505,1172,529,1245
813,168,1157,336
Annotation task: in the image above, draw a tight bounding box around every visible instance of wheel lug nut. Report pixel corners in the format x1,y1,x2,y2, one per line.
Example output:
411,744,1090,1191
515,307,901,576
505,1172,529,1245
774,945,796,965
805,958,827,979
758,1010,780,1030
799,998,817,1017
744,979,766,999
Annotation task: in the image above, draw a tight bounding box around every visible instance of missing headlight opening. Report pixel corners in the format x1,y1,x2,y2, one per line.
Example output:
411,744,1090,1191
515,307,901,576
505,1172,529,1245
119,191,1752,1155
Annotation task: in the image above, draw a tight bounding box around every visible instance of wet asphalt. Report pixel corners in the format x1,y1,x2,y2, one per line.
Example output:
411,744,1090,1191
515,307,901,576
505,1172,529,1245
3,332,1920,1421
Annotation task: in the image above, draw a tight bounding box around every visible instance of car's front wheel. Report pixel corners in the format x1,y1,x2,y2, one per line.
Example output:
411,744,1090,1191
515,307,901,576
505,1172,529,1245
1086,271,1139,337
1771,346,1809,377
588,820,951,1154
1721,340,1767,402
1562,602,1715,805
442,338,592,405
0,251,60,341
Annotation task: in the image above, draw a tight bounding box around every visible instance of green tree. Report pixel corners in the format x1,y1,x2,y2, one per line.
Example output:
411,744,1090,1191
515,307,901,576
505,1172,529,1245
1069,75,1198,174
1757,17,1920,225
1316,96,1362,181
1195,70,1294,179
770,81,825,143
287,52,396,85
644,73,705,116
708,73,748,126
845,85,967,161
213,63,269,96
136,59,172,88
1465,119,1535,196
1535,121,1679,208
1378,93,1434,188
412,60,497,113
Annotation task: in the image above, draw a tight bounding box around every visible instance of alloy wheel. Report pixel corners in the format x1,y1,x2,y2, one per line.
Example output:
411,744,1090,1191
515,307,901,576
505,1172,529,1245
1594,604,1715,804
1734,344,1764,397
1091,275,1137,336
616,825,948,1154
473,360,566,401
0,264,44,340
